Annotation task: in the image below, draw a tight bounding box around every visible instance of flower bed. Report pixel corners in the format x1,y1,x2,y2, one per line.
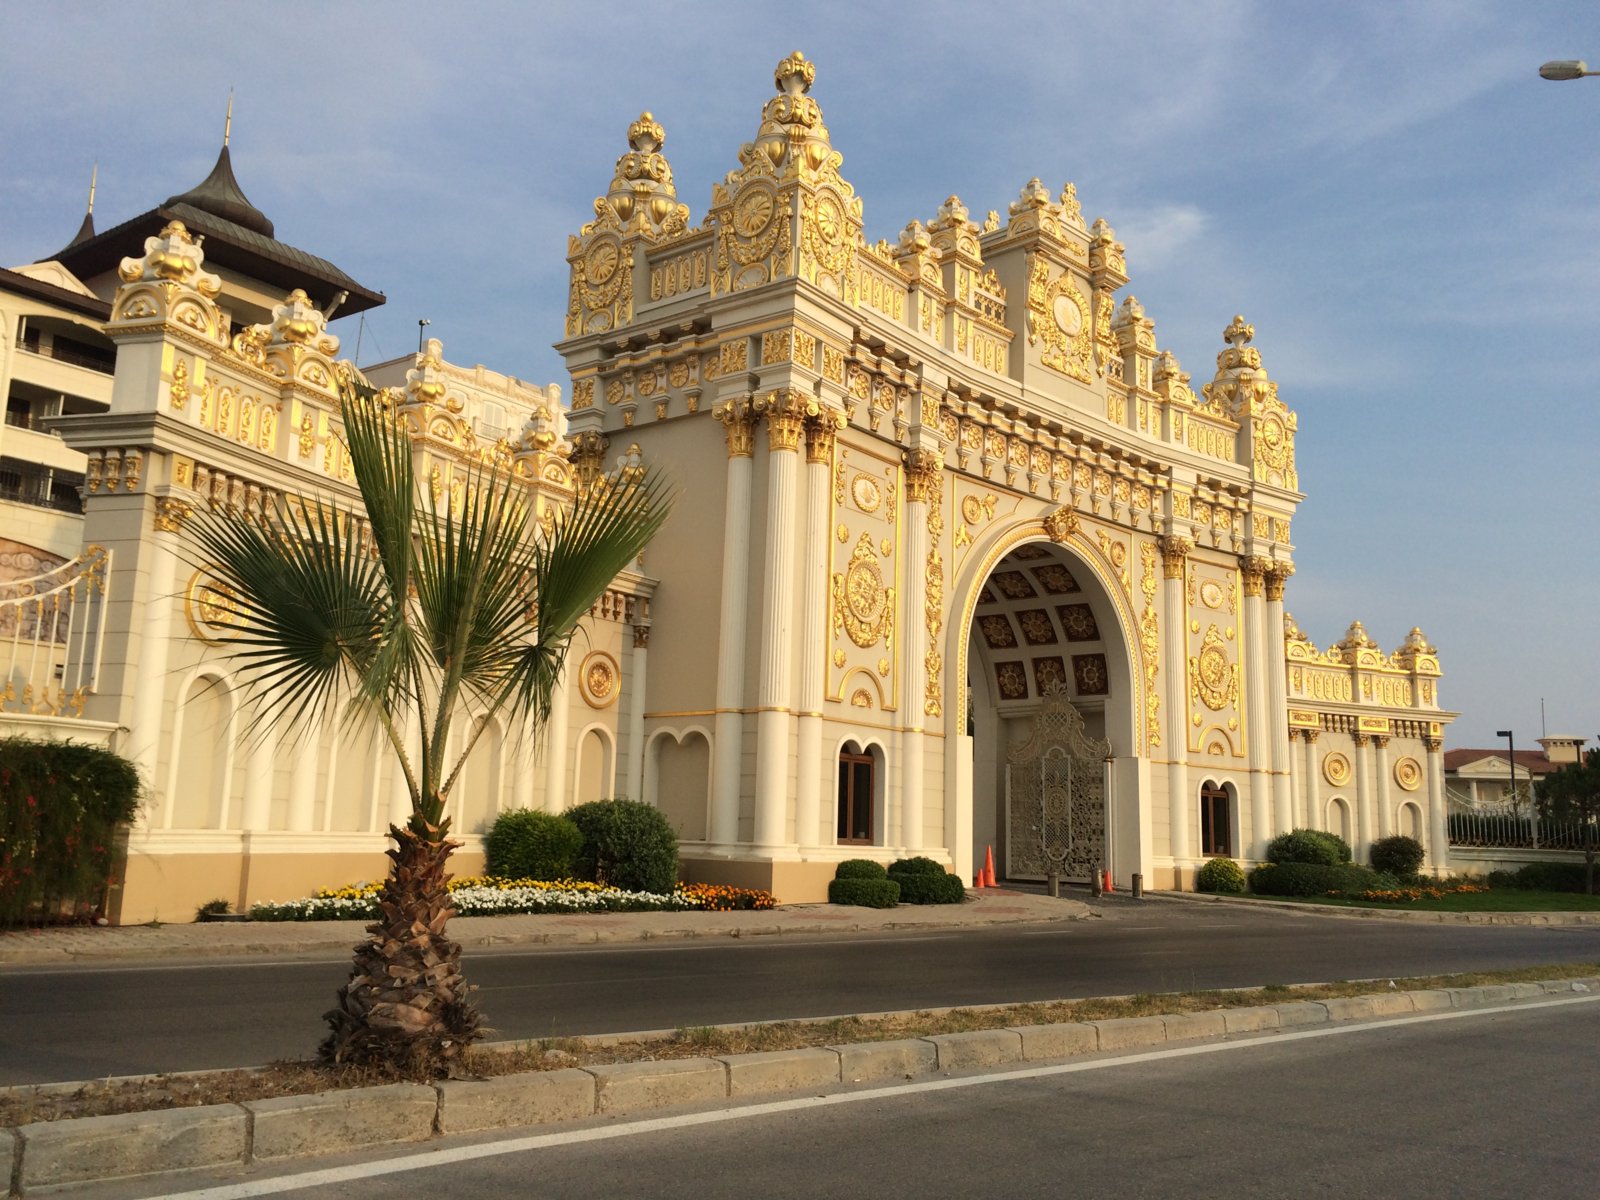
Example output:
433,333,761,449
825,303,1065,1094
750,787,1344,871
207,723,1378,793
1352,883,1488,903
248,876,775,921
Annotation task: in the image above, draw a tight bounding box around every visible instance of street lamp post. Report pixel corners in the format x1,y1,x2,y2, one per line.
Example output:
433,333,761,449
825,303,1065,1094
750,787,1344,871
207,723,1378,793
1540,60,1596,80
1496,728,1539,849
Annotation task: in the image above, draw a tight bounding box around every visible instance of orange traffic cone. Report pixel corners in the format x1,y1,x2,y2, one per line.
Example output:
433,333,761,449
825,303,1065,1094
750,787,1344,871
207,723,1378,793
983,845,997,888
1101,868,1113,893
971,862,985,888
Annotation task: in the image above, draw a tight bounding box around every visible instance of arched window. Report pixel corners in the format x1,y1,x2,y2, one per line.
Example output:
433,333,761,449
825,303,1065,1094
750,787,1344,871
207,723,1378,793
1200,781,1232,857
837,744,875,845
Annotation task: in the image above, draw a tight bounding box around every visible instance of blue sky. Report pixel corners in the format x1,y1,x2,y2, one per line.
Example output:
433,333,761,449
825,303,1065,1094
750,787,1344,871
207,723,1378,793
3,1,1595,750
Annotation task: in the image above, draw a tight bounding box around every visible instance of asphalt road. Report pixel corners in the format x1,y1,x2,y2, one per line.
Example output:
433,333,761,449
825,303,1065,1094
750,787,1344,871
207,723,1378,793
3,900,1598,1084
79,991,1600,1199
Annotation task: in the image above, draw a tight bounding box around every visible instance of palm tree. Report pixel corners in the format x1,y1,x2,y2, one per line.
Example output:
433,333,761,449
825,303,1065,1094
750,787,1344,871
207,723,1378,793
185,373,670,1076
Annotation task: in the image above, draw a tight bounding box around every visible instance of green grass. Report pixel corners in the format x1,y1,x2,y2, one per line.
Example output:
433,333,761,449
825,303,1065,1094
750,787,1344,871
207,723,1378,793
1291,889,1600,913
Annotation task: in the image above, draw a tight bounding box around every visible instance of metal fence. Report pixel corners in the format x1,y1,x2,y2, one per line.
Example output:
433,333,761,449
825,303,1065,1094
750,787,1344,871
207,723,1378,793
1447,809,1594,851
0,545,110,718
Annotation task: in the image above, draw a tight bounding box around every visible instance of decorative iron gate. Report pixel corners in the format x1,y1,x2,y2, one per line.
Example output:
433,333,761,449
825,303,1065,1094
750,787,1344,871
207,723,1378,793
1004,683,1111,881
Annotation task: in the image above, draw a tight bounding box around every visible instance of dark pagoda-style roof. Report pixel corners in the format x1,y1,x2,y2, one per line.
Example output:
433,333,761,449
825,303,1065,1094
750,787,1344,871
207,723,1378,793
46,144,385,319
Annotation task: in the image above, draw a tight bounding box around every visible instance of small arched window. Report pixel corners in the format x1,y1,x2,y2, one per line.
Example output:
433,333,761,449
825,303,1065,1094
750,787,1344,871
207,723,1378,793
837,745,875,845
1200,782,1232,857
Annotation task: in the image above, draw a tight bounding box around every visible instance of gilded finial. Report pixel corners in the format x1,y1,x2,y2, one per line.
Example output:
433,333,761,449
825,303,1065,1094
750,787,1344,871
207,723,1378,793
223,90,234,147
628,111,664,153
1223,314,1254,347
86,163,97,214
775,50,815,95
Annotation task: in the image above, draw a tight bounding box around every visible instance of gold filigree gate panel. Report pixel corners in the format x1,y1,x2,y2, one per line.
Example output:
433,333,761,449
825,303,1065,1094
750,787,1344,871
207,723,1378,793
828,438,900,712
1004,684,1111,880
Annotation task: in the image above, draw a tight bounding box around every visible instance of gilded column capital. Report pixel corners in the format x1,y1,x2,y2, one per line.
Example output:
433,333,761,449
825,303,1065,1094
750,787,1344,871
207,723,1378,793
1373,734,1390,749
1423,736,1443,753
903,448,942,504
152,495,193,534
1264,561,1294,602
753,388,818,454
633,621,652,650
805,409,846,464
713,396,757,458
1160,535,1192,579
569,429,610,493
1240,555,1269,597
1352,732,1370,748
1303,728,1320,744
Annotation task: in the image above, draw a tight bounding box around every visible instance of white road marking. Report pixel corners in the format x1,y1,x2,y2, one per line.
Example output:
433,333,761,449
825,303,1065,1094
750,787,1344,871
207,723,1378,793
145,994,1599,1199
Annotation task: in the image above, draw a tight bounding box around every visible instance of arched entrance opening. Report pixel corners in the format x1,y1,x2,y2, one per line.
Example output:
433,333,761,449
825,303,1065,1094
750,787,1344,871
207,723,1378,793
951,536,1139,884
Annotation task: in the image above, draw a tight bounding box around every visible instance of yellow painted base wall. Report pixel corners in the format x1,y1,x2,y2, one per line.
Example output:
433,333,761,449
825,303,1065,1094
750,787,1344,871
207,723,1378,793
680,856,840,905
111,848,488,925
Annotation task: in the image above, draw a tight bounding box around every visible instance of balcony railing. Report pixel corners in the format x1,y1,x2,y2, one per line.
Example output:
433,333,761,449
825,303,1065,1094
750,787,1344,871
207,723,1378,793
13,334,115,376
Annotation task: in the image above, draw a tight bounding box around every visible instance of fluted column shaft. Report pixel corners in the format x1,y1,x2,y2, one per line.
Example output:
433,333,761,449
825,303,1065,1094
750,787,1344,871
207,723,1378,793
1374,735,1392,842
1353,733,1373,860
1240,559,1272,859
133,520,179,828
239,703,278,832
626,621,649,802
710,401,755,845
1160,538,1192,866
543,674,571,813
1265,567,1294,837
753,395,805,848
795,422,836,849
1425,737,1447,874
900,452,939,853
1302,730,1321,830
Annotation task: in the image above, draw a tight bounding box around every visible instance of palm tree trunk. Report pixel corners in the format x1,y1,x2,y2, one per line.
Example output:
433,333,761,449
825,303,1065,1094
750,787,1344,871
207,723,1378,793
320,819,481,1075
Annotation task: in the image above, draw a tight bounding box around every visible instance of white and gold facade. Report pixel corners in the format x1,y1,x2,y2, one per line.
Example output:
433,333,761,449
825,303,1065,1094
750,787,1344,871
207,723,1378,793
4,53,1459,919
554,52,1454,897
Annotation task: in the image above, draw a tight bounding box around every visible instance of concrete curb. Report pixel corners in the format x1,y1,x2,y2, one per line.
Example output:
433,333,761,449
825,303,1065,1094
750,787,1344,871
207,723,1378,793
7,975,1595,1194
1148,890,1600,925
0,892,1091,966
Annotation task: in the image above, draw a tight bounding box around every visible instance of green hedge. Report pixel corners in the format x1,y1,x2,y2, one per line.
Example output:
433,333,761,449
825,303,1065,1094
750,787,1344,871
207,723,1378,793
887,857,964,903
1250,862,1386,897
827,877,900,907
1266,828,1352,866
834,858,888,880
1369,835,1425,878
0,737,141,929
565,799,679,894
1507,862,1589,893
1196,856,1246,894
485,809,584,881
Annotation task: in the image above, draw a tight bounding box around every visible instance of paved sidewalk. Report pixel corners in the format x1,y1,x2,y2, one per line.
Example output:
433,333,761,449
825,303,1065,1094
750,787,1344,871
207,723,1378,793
0,888,1090,965
1150,888,1600,926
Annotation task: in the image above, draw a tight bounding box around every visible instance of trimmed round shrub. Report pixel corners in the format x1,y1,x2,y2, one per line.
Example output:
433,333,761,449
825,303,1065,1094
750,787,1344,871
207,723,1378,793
887,856,947,877
834,858,888,880
887,856,965,904
1196,856,1246,894
1266,828,1352,867
1369,835,1425,878
485,809,584,881
565,799,679,894
1250,862,1384,897
828,877,900,908
1485,870,1517,890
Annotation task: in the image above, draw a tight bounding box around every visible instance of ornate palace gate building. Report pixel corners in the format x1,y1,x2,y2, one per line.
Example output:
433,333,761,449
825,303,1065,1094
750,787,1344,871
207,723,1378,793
556,53,1453,898
4,52,1454,919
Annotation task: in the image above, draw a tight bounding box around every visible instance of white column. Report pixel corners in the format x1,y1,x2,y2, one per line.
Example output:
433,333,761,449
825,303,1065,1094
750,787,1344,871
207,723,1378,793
239,705,278,831
1265,567,1294,836
794,421,835,849
1425,737,1448,875
625,621,649,801
544,676,571,812
710,401,755,846
509,718,534,813
1374,735,1392,842
1240,558,1273,859
752,393,804,849
287,713,323,831
1161,538,1192,867
1302,730,1321,830
1353,733,1373,861
128,518,179,824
